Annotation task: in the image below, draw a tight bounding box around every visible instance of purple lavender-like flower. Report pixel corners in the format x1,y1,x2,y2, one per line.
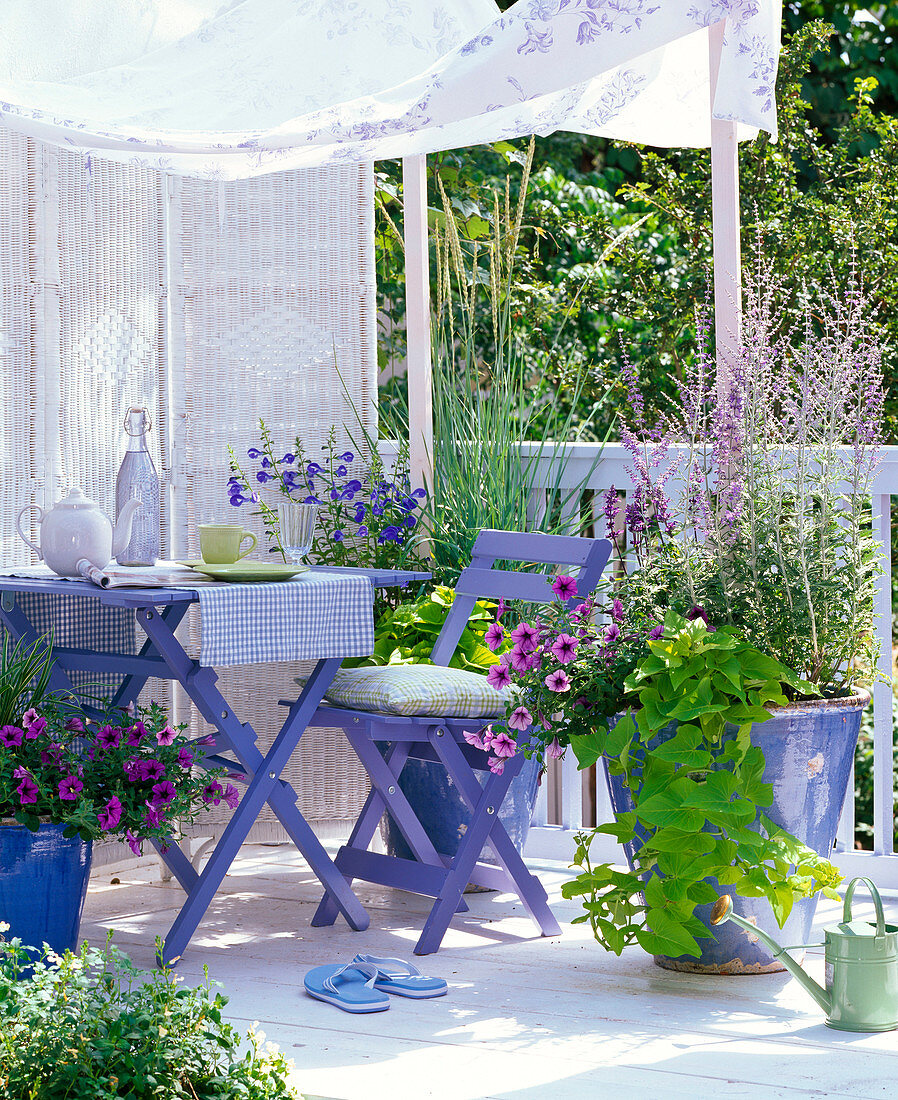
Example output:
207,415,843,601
602,485,620,539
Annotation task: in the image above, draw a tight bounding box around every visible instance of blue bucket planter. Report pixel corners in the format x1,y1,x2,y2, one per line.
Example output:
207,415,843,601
604,693,868,974
384,752,542,868
0,820,93,957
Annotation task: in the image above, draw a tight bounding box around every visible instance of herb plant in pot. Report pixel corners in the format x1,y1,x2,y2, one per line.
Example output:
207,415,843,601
0,635,233,957
488,263,883,972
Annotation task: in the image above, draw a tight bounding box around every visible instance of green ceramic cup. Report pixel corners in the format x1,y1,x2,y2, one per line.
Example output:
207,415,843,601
199,524,257,564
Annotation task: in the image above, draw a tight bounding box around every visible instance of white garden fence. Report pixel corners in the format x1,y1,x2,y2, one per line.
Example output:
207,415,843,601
515,441,897,886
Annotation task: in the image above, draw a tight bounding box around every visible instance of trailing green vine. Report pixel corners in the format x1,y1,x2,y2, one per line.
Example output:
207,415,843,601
562,612,844,959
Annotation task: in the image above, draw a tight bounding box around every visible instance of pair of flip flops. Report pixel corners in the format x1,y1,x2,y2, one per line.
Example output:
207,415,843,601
304,953,448,1014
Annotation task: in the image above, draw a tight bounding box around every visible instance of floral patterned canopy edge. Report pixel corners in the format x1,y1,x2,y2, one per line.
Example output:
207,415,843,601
0,0,781,179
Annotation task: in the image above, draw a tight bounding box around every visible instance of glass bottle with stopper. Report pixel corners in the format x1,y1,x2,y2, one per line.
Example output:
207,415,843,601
115,405,160,566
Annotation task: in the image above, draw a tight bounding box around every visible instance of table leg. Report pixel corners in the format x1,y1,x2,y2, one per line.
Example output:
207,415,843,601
135,609,369,962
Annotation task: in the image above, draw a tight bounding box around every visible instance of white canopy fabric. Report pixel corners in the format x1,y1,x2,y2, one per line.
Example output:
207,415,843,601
0,0,781,180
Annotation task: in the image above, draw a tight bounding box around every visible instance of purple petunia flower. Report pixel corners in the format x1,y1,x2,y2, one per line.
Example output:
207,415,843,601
506,646,531,674
126,721,147,747
648,624,664,641
611,598,624,623
547,737,564,759
58,774,84,800
0,725,24,748
551,575,578,601
143,803,166,829
510,622,540,654
177,747,194,769
22,715,45,739
142,759,165,782
151,780,177,806
686,606,716,632
223,783,240,810
17,775,38,805
485,622,504,652
125,830,142,856
22,707,39,727
508,706,533,731
97,795,123,831
551,633,578,664
489,730,517,758
65,717,84,733
603,624,621,645
488,756,506,775
202,780,224,806
463,729,489,751
156,724,177,747
544,669,571,693
95,724,121,750
486,664,513,691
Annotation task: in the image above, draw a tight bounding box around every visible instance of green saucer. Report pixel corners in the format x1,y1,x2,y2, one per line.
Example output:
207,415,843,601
176,561,308,583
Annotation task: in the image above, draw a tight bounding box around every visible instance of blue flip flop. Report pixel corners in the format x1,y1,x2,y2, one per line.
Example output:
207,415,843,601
351,953,448,999
303,962,390,1013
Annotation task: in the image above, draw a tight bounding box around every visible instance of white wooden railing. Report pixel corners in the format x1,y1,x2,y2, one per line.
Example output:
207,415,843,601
519,442,898,886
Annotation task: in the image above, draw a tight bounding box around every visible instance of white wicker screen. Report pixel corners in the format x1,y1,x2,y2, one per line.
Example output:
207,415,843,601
168,165,378,842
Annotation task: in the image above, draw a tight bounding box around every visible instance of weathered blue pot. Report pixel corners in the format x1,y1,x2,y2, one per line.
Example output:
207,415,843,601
604,693,868,974
0,820,92,957
385,752,542,867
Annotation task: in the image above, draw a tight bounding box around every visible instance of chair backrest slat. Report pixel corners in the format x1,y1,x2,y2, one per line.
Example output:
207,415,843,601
428,529,613,668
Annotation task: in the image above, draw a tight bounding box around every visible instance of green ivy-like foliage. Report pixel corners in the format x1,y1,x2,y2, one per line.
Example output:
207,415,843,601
563,612,844,959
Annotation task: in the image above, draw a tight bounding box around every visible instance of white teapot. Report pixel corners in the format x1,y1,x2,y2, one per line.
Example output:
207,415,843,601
17,489,143,577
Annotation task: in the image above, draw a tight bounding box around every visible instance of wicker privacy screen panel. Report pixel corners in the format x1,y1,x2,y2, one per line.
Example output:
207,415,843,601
1,138,377,838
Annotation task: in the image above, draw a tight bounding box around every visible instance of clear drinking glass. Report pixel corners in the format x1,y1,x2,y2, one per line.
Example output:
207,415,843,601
278,502,319,565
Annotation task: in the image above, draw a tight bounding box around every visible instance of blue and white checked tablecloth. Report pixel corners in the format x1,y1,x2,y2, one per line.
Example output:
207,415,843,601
195,571,375,667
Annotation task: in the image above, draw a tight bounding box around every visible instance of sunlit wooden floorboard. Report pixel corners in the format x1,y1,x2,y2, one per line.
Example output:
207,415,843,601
81,846,898,1100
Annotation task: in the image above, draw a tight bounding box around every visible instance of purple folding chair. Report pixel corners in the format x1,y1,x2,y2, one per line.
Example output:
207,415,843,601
298,529,613,954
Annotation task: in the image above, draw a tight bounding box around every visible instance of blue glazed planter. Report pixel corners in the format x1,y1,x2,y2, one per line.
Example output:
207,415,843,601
384,752,542,868
604,693,868,974
0,820,93,956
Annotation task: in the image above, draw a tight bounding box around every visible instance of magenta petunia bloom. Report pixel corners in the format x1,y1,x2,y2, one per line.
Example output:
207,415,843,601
463,729,488,751
508,705,533,731
550,633,578,664
547,737,564,759
125,829,142,856
13,765,29,779
223,783,240,810
611,598,624,623
151,780,177,806
143,803,166,829
603,624,621,644
17,775,38,804
156,724,177,747
126,720,147,747
510,622,540,654
22,707,39,727
551,574,578,601
545,669,571,693
97,795,123,831
195,734,217,747
508,645,532,674
141,759,165,782
0,725,24,748
58,774,84,800
65,716,84,732
486,663,512,691
489,730,517,759
484,622,505,652
95,724,121,750
648,624,664,640
177,747,194,769
40,742,63,765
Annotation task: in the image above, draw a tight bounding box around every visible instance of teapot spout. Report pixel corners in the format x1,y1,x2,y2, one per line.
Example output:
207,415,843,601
112,497,143,558
710,895,831,1014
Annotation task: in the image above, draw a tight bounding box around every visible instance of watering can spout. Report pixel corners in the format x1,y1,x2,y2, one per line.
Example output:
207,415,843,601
710,895,831,1014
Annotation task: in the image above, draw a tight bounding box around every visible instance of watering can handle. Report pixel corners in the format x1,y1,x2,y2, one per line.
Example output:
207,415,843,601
843,877,887,937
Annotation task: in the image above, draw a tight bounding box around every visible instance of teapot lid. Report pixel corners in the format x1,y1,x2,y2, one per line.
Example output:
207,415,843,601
56,488,99,510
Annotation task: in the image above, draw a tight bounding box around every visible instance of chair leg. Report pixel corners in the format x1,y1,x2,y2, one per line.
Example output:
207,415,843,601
430,731,561,943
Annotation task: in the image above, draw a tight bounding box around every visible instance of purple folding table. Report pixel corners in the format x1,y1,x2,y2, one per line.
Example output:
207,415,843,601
0,567,427,964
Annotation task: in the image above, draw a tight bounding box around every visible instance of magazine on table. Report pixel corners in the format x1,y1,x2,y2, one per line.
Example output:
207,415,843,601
0,560,213,589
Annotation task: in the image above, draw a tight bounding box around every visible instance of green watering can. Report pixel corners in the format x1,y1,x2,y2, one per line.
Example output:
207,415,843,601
710,877,898,1032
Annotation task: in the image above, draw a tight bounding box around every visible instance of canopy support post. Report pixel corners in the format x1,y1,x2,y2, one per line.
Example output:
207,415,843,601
709,20,741,389
403,154,433,492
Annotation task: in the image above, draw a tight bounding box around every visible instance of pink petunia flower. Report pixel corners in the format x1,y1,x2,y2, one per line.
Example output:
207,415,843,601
97,795,123,831
550,633,578,664
508,706,533,731
58,774,84,801
22,708,39,727
150,780,177,806
488,756,506,775
545,669,571,693
156,724,178,747
17,775,38,804
547,737,564,759
463,729,488,751
486,663,512,691
484,622,505,652
489,730,517,759
223,783,240,810
0,725,23,748
510,622,540,654
551,574,578,601
65,716,84,733
24,716,47,739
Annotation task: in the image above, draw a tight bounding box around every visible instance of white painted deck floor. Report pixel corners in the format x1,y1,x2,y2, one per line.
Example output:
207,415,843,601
82,845,898,1100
